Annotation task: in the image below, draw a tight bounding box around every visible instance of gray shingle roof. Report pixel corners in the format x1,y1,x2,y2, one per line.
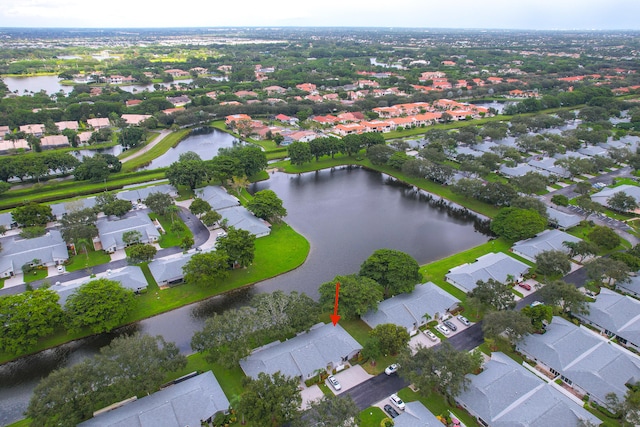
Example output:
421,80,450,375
445,252,530,293
546,207,581,229
148,253,194,285
591,184,640,207
456,352,600,427
499,163,544,178
218,206,271,237
116,184,177,203
195,186,240,210
240,323,362,380
511,229,581,261
394,401,442,427
50,266,147,306
50,197,98,219
78,371,229,427
361,282,459,331
578,145,608,157
528,157,570,178
0,230,68,275
619,274,640,297
0,212,14,228
454,146,482,158
96,211,160,251
517,316,640,404
577,288,640,348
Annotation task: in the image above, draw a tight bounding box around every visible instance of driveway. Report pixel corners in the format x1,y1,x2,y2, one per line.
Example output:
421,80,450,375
300,384,323,410
410,330,439,352
328,365,373,395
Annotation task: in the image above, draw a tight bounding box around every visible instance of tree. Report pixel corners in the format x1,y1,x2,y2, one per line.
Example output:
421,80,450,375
359,249,421,298
102,199,132,217
511,172,549,194
144,192,175,216
0,288,63,354
182,251,230,285
367,144,395,165
576,195,604,219
482,310,533,346
73,155,111,182
588,225,621,250
467,278,516,314
586,257,631,287
297,394,360,427
228,175,250,196
246,189,287,222
120,126,146,148
238,372,302,427
65,278,136,333
288,141,312,166
563,240,600,262
607,191,639,213
59,208,98,254
575,181,593,196
318,274,384,320
521,304,554,332
511,196,548,218
398,342,482,401
551,194,569,207
537,280,589,315
490,208,547,241
122,230,143,246
251,290,321,337
166,154,209,190
369,323,411,355
216,226,256,268
201,209,222,227
127,243,157,263
535,250,572,278
180,235,194,251
12,202,53,227
189,197,211,217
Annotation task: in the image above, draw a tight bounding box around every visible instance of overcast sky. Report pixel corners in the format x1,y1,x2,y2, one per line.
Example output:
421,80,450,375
1,0,640,30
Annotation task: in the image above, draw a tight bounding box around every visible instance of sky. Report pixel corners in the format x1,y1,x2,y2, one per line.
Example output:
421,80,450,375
1,0,640,30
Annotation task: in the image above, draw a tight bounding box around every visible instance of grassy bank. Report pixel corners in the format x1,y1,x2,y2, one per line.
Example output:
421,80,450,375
121,129,190,172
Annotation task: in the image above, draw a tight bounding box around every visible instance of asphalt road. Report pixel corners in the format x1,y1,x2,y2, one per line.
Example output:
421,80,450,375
346,370,410,410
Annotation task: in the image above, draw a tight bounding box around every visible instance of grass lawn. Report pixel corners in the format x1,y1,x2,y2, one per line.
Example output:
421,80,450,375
118,131,160,160
398,387,481,427
23,268,48,283
65,248,111,272
149,213,193,248
358,407,388,427
6,419,32,427
121,129,190,172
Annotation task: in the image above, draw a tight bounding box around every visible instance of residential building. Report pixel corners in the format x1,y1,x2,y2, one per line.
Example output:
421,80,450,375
95,211,160,253
195,186,240,211
240,323,362,380
528,157,570,178
517,316,640,406
225,114,252,126
445,252,529,293
79,371,229,427
40,135,70,149
166,95,190,107
296,83,317,93
87,118,110,130
591,184,640,209
164,69,190,78
125,99,142,108
511,229,581,262
19,124,45,137
547,207,581,230
50,197,98,220
55,121,79,131
121,114,151,125
217,206,270,237
116,184,178,205
456,352,600,427
0,230,68,278
0,125,9,139
394,401,442,427
576,288,640,350
0,139,30,153
361,282,460,333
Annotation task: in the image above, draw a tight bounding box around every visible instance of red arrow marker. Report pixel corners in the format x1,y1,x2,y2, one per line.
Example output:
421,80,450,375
330,281,341,326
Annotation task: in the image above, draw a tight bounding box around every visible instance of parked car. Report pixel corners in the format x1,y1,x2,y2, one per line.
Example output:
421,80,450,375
424,330,438,341
456,315,470,326
390,393,406,410
436,324,451,335
327,375,341,391
444,320,458,331
384,404,400,418
518,282,532,291
57,265,64,273
531,301,544,307
385,364,399,375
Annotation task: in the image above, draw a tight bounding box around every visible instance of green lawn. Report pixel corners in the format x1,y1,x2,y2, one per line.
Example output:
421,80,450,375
148,212,193,248
121,129,191,172
23,268,48,283
65,248,111,272
359,407,388,427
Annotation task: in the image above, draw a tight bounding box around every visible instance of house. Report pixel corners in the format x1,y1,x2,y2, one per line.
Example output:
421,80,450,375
225,114,252,126
55,121,79,131
121,114,151,125
217,206,270,237
148,252,196,287
195,186,240,211
240,323,362,380
95,211,160,253
393,401,442,427
445,252,530,293
164,68,190,78
274,113,298,125
265,85,286,94
77,132,92,145
0,230,68,278
19,124,45,137
578,145,608,157
50,266,148,306
125,99,142,108
78,371,229,427
511,229,581,262
576,288,640,350
517,316,640,406
0,138,30,153
591,184,640,208
361,282,460,334
547,207,581,230
234,90,258,98
0,125,9,139
116,184,178,205
528,157,570,178
50,197,98,220
0,212,15,230
40,135,70,149
499,163,543,178
456,352,600,427
296,83,317,93
166,96,190,107
87,118,110,130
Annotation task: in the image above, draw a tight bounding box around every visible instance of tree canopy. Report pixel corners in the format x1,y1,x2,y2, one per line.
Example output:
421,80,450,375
358,248,421,298
318,274,384,320
490,207,547,241
144,191,175,216
246,189,287,222
215,226,256,268
182,250,230,285
12,202,53,227
238,372,301,427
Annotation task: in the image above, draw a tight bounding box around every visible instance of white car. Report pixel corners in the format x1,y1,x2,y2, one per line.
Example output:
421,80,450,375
390,393,405,410
436,324,451,335
385,364,399,375
457,315,471,326
327,375,341,391
424,330,438,341
57,265,65,274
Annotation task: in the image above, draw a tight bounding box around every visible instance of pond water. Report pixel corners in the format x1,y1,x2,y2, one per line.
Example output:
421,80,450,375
0,167,489,425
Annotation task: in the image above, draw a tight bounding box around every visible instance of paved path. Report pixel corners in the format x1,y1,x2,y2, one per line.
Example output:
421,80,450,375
121,129,172,164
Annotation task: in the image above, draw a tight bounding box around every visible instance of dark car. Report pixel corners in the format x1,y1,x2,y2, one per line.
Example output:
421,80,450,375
384,404,400,418
444,320,458,331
